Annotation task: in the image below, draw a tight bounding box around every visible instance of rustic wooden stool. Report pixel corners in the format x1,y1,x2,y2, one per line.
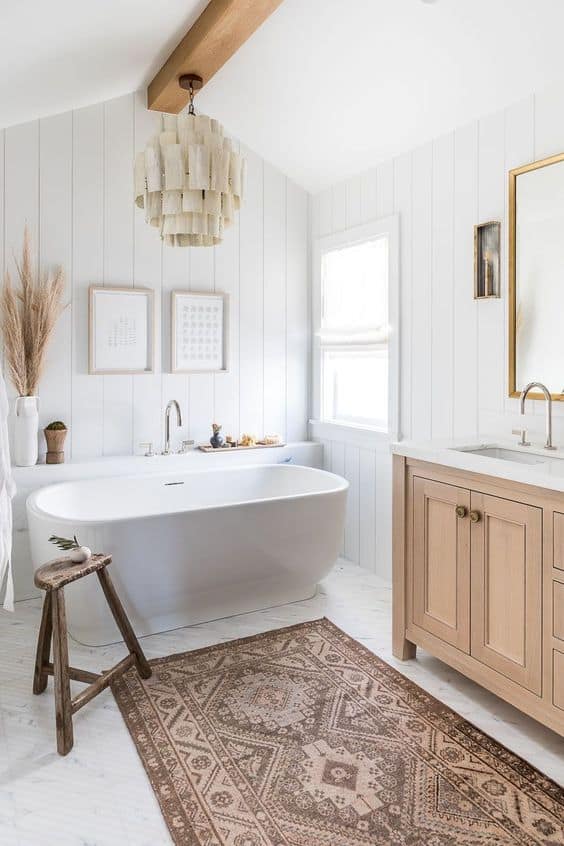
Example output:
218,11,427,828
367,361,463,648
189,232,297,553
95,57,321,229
33,553,151,755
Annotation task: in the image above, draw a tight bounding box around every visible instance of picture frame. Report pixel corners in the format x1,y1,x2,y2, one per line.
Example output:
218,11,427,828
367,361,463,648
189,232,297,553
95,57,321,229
89,285,154,375
171,291,229,373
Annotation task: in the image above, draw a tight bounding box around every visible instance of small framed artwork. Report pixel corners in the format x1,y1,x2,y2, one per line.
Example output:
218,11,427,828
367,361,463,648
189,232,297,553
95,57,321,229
89,285,154,374
171,291,229,373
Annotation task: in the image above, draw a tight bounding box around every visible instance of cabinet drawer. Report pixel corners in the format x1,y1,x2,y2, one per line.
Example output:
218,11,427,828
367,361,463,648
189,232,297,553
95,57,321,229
554,581,564,641
553,513,564,571
554,650,564,711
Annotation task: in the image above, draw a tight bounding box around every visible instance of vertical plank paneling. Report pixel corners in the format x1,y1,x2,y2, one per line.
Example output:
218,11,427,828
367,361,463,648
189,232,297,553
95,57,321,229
263,164,287,438
239,146,264,437
1,93,309,472
4,122,39,274
374,446,392,580
431,132,454,438
477,111,505,429
330,440,346,556
453,122,479,436
286,181,309,441
71,104,104,458
410,143,433,440
38,112,72,445
359,448,376,571
102,94,134,455
394,153,412,440
344,444,360,564
133,92,163,452
309,83,563,576
214,210,240,438
4,121,39,453
189,244,215,443
161,244,190,450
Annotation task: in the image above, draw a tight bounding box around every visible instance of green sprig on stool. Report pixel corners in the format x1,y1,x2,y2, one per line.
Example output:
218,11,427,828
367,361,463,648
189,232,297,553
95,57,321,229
49,535,92,563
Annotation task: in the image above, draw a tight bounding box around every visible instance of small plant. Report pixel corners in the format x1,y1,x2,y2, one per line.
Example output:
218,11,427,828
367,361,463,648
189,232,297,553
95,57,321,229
49,534,80,551
45,420,67,431
49,534,92,563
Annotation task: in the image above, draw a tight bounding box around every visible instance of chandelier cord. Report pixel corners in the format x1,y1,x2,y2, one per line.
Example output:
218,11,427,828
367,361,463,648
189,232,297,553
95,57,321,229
188,81,196,116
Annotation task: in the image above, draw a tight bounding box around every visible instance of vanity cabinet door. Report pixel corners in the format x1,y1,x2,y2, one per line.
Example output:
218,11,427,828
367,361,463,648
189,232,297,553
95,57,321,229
412,477,470,652
470,492,542,695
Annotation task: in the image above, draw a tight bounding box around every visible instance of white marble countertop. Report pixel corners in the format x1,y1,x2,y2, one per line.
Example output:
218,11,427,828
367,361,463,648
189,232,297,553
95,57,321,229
391,435,564,494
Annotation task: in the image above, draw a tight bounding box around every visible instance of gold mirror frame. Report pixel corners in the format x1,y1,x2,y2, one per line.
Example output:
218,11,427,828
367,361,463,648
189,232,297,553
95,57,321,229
508,150,564,401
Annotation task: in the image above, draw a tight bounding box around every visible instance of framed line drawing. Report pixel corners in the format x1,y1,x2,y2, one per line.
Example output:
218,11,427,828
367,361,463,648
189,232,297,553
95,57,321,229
171,291,229,373
89,285,154,374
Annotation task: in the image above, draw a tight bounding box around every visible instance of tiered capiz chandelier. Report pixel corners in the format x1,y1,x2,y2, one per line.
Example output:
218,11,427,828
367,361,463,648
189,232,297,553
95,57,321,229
134,74,246,247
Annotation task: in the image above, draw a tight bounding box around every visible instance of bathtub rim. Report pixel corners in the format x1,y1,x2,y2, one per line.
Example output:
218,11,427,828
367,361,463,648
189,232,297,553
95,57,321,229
26,462,349,527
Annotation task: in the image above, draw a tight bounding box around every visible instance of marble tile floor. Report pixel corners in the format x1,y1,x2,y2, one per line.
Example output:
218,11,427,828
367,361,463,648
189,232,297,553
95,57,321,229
1,560,563,845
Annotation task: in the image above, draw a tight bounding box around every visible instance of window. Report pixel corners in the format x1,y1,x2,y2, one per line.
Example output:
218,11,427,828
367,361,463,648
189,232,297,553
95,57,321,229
313,218,398,436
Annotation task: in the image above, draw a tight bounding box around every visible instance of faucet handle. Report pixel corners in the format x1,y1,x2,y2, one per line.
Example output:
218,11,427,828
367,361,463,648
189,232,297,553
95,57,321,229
511,428,530,447
178,439,195,454
139,442,154,457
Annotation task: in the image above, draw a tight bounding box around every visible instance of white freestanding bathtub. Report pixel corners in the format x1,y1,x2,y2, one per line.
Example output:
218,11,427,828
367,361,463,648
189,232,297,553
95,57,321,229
26,464,348,646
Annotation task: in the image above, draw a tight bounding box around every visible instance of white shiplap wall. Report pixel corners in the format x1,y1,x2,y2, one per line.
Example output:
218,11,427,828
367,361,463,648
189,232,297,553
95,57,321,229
311,80,564,580
0,91,309,458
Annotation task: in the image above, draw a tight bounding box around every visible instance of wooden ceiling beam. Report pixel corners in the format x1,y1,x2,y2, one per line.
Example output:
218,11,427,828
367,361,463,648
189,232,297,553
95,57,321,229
148,0,284,114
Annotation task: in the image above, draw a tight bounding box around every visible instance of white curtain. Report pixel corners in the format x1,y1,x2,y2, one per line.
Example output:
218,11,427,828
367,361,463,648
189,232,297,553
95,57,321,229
0,362,15,611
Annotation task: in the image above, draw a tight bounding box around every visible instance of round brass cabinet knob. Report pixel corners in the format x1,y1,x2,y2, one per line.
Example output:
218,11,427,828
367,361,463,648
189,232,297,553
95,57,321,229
455,505,467,518
469,510,481,523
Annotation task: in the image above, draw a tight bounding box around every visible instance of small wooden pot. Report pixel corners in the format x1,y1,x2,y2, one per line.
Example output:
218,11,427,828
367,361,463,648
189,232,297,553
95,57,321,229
44,428,67,464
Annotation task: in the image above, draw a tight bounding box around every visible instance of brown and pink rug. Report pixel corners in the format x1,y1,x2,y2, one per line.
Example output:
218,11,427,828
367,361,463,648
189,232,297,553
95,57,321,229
112,618,564,845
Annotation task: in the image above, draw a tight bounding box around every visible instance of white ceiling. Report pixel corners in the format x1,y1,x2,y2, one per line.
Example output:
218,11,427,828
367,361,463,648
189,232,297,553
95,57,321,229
3,0,564,192
0,0,208,127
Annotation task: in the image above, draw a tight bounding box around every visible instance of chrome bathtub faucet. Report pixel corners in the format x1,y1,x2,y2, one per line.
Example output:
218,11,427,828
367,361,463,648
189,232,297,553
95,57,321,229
178,439,195,454
163,400,182,455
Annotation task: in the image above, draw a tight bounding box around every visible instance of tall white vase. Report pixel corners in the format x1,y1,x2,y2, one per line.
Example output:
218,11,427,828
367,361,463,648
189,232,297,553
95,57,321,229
13,396,39,467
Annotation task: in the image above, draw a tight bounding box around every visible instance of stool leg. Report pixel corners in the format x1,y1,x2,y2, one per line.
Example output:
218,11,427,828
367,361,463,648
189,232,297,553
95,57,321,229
97,569,152,680
33,592,53,694
51,589,73,755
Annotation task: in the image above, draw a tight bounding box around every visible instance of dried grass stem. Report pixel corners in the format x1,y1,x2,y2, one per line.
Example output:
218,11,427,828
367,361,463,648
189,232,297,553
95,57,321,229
1,228,66,396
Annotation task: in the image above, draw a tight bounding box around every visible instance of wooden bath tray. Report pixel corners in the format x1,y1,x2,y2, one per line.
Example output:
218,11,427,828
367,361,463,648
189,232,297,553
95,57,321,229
198,442,285,453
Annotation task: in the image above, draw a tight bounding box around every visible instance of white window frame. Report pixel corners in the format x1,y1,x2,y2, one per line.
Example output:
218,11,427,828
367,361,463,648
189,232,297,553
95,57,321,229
311,216,400,443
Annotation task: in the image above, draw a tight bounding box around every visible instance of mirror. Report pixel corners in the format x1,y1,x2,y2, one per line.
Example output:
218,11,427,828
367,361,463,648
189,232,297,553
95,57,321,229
509,152,564,400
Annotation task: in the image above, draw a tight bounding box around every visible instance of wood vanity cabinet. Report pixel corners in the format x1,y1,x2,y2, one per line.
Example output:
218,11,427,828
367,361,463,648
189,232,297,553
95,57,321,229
393,455,564,736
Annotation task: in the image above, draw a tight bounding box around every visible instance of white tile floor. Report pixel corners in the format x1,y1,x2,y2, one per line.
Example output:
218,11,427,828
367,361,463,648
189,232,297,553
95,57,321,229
1,560,563,846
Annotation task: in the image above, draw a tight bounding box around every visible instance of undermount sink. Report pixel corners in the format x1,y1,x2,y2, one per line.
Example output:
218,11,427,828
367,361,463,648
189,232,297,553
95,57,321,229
455,446,549,465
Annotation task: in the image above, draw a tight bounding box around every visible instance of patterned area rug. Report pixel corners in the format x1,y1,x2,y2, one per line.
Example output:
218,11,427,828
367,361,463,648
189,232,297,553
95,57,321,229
112,619,564,845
